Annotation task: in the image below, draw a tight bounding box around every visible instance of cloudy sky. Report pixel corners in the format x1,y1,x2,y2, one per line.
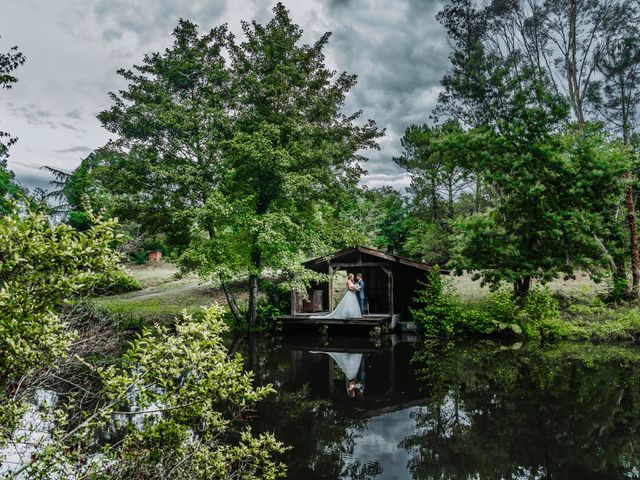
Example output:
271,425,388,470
0,0,449,193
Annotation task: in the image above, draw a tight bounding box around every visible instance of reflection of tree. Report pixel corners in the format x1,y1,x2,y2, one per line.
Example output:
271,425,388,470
404,341,640,479
247,337,382,480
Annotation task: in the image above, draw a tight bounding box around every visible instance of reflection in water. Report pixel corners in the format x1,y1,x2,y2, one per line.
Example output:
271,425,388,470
247,335,640,480
310,352,365,397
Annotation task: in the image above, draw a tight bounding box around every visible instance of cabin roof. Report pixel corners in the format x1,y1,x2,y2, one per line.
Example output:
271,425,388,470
303,246,432,271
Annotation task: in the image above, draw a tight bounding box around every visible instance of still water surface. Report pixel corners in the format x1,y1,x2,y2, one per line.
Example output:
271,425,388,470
245,334,640,480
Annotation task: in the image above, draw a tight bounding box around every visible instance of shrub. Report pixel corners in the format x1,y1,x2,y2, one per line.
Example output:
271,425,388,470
411,268,462,336
519,288,561,337
0,203,122,378
93,269,140,295
14,306,287,479
411,276,563,339
257,279,291,320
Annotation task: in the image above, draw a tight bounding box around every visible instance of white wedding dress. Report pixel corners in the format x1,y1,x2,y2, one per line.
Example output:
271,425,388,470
311,281,363,319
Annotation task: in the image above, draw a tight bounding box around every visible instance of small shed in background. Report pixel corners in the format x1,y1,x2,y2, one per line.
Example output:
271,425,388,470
147,250,163,263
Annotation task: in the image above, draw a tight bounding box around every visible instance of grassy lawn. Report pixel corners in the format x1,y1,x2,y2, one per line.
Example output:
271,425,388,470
96,263,248,323
451,271,606,304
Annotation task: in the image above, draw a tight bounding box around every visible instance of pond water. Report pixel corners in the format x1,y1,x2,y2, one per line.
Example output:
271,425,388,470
244,334,640,480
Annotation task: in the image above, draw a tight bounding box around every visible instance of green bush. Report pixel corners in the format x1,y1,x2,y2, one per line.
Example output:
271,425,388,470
411,268,462,336
520,288,561,337
411,273,561,339
14,306,287,479
257,279,291,320
93,269,140,295
0,203,122,378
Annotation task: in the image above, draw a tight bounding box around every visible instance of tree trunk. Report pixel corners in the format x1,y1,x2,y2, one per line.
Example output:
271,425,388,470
474,174,481,213
626,181,640,298
612,256,628,299
248,247,262,327
513,276,531,298
221,280,244,323
248,274,259,327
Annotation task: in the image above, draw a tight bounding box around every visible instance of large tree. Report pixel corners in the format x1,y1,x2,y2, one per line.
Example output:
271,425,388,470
393,120,476,263
0,36,25,212
98,4,381,325
434,0,630,295
447,0,640,296
445,124,629,295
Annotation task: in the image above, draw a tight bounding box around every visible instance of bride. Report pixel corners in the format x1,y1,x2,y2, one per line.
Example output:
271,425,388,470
311,273,363,319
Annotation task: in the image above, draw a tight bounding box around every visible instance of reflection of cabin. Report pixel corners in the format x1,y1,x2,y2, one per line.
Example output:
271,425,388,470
285,335,429,416
279,246,433,329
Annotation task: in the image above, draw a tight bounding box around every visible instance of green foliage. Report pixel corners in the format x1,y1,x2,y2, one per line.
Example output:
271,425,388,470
519,288,562,337
403,218,452,265
0,203,122,378
410,268,462,336
92,269,141,296
44,150,117,227
431,0,632,295
7,306,286,479
411,272,563,339
446,124,630,295
337,187,410,254
258,279,291,320
95,306,286,479
96,4,382,324
0,162,22,214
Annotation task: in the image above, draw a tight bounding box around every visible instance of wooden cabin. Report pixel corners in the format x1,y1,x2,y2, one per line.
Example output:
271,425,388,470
279,246,433,330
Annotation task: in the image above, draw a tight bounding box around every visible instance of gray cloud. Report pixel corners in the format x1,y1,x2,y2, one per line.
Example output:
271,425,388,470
1,0,450,193
323,0,448,187
54,146,92,155
92,0,230,45
6,103,86,133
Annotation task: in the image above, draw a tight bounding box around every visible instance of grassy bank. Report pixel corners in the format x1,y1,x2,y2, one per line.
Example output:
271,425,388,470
95,263,248,323
417,270,640,345
96,263,640,345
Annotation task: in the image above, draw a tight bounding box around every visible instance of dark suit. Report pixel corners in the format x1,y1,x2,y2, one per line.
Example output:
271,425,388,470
356,278,365,314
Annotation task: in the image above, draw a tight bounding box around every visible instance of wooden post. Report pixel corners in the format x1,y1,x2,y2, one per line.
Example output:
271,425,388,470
291,291,296,315
382,266,394,315
388,269,394,315
328,266,334,312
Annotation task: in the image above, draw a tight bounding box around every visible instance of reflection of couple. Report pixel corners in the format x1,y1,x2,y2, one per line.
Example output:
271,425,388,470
311,351,366,397
311,273,365,320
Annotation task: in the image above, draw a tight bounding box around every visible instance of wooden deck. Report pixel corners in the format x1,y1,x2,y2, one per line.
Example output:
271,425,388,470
278,312,400,328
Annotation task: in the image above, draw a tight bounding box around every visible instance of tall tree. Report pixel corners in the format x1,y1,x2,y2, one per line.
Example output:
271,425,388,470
542,0,632,129
446,124,629,296
592,32,640,296
337,187,409,254
0,36,25,212
435,0,630,295
99,5,381,325
43,151,115,228
480,0,640,297
394,120,475,263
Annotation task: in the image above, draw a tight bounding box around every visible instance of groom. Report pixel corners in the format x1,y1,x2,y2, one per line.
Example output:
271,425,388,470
356,273,365,315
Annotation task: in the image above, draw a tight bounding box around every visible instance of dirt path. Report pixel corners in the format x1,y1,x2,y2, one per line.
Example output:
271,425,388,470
115,279,212,302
